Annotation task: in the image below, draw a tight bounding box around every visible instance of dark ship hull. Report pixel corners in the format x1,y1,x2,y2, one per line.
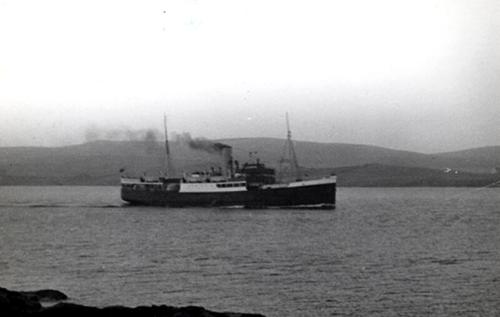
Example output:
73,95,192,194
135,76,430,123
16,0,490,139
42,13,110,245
121,177,336,208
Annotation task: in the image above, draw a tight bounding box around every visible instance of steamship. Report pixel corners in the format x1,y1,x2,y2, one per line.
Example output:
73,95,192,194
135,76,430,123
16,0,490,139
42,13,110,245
120,117,336,208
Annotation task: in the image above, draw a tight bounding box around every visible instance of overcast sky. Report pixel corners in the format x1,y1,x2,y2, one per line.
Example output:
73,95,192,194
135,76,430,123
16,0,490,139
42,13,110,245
1,0,499,153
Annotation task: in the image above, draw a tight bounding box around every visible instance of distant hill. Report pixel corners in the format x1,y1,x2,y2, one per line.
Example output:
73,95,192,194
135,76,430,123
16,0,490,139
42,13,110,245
432,146,500,173
0,139,498,186
223,138,500,174
329,164,500,187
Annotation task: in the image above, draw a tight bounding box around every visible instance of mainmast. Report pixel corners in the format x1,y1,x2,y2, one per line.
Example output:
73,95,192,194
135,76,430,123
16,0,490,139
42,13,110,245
278,113,301,182
163,114,175,177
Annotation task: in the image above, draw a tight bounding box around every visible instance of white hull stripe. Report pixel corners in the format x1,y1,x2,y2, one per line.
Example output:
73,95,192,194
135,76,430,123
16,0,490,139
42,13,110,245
179,183,247,193
122,176,336,193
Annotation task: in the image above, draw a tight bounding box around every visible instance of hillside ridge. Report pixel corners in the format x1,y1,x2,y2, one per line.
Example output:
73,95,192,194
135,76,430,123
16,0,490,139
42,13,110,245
1,139,498,186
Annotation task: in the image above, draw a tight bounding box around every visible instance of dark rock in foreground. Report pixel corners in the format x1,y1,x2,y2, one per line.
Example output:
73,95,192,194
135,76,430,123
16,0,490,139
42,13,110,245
0,287,265,317
19,290,68,303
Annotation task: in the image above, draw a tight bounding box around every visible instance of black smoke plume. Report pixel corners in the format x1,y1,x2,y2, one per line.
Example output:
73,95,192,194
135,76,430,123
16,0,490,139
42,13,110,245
84,126,161,142
84,126,160,153
172,132,230,153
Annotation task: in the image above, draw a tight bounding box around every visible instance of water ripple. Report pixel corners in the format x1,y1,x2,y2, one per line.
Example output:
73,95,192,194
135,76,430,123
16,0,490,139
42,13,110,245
0,186,499,316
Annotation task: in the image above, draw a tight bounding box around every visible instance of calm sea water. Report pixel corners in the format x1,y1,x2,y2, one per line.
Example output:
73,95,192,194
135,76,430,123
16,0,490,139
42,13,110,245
0,186,499,316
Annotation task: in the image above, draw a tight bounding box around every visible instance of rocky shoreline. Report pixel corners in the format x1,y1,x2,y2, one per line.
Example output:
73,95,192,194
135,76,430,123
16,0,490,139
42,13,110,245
0,287,265,317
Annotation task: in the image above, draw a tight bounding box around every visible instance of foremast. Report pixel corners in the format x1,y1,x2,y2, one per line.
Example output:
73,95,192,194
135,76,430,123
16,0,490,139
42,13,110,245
163,114,175,177
278,113,301,182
